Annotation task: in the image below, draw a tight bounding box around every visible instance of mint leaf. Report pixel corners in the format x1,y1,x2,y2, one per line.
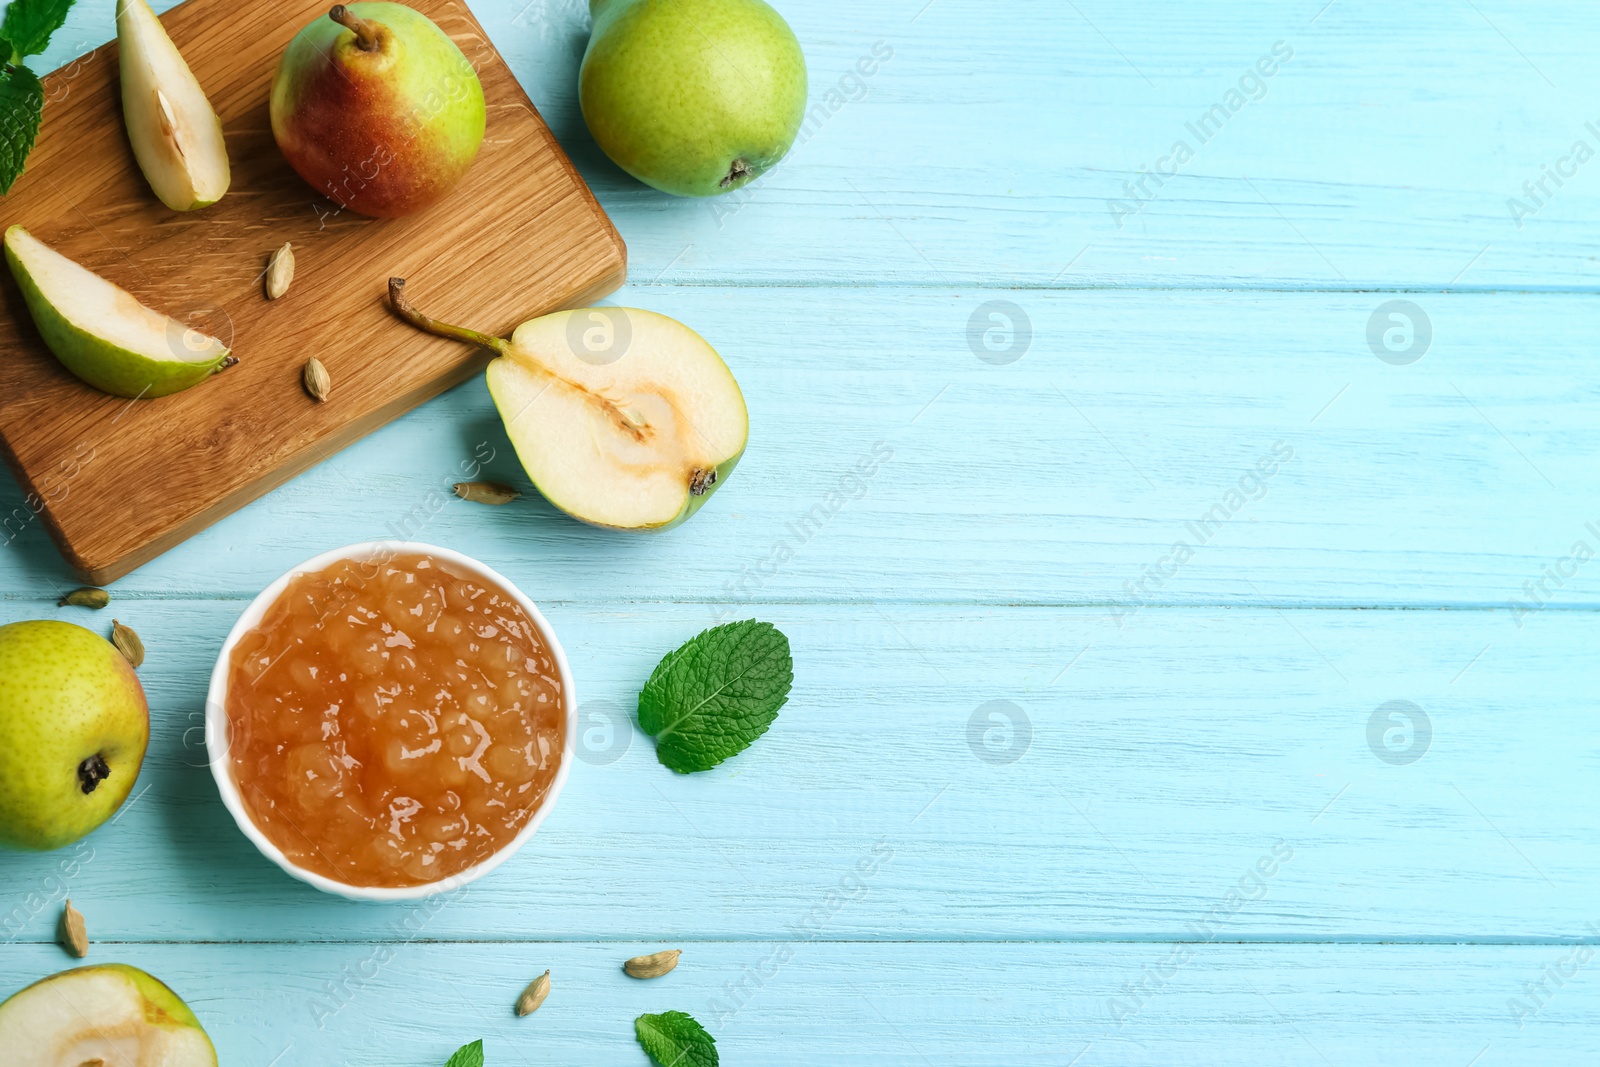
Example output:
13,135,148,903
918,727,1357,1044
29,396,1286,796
635,1011,718,1067
443,1039,484,1067
638,620,792,773
0,62,41,193
0,0,74,60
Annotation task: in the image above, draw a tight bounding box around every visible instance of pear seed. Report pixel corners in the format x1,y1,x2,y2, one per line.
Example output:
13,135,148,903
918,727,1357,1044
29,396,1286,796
303,357,330,402
515,969,550,1016
59,900,87,958
111,620,144,668
623,949,681,979
154,88,176,137
59,587,110,609
266,242,295,299
453,481,520,506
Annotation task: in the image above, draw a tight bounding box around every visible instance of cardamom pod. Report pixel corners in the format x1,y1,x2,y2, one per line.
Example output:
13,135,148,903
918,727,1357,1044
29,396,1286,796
58,587,110,609
303,357,330,402
111,620,144,668
266,242,295,299
515,969,550,1016
59,900,88,957
623,949,681,979
453,481,520,506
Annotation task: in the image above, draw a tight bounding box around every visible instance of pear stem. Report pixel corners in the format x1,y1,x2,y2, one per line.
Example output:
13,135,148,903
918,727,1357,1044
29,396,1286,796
388,278,509,353
329,5,382,51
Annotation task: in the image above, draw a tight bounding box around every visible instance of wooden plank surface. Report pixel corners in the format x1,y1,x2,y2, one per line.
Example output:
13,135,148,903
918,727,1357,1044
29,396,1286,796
2,287,1592,607
0,941,1592,1066
477,0,1600,290
0,602,1591,943
2,0,1598,1064
0,0,624,583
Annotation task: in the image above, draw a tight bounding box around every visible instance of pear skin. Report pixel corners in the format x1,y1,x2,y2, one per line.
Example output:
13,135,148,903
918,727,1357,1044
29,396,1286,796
581,0,807,196
270,2,486,217
4,226,232,399
389,281,748,530
0,620,149,851
0,964,217,1066
117,0,231,210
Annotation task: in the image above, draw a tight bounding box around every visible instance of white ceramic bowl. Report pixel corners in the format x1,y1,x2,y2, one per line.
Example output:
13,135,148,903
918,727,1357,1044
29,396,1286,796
205,541,577,902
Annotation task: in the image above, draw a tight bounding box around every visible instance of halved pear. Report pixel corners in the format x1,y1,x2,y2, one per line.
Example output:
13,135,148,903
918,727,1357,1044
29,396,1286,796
5,226,233,399
117,0,230,211
390,279,748,530
0,963,218,1067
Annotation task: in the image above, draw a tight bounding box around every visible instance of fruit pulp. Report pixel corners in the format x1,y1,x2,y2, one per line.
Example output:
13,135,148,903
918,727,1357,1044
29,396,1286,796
224,553,564,887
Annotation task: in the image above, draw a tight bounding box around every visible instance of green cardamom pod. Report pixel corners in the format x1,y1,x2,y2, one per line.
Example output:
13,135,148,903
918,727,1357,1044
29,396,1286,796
624,949,681,979
303,357,330,402
515,969,550,1016
59,899,88,958
453,481,520,506
59,587,110,609
111,620,145,668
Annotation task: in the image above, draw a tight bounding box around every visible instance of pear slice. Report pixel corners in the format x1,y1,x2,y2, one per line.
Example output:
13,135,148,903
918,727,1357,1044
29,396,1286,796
116,0,230,210
0,963,218,1067
5,226,233,399
390,279,748,530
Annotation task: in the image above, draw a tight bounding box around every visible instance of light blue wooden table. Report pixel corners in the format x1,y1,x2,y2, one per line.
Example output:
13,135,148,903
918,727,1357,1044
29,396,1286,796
4,0,1598,1062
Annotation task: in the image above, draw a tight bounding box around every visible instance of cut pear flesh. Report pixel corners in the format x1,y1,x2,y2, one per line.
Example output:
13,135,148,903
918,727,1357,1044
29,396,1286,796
389,282,748,530
117,0,230,210
0,964,218,1067
489,308,748,528
5,226,232,399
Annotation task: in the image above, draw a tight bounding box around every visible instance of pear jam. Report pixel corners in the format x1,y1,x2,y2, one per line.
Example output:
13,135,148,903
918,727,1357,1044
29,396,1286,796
224,553,564,888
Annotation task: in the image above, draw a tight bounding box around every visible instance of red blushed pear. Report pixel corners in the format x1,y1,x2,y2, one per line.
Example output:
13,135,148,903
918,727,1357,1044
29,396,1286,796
269,2,486,217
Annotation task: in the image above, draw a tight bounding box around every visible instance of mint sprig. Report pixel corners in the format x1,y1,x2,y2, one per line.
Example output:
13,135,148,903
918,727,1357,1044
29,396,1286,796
443,1039,484,1067
0,0,76,193
637,620,793,773
1,0,73,62
0,62,40,187
635,1011,718,1067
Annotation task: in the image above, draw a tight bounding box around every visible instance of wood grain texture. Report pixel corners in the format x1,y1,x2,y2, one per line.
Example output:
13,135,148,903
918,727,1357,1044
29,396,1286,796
0,601,1591,944
1,0,1597,1064
1,288,1591,607
0,941,1593,1066
0,0,624,584
464,0,1600,291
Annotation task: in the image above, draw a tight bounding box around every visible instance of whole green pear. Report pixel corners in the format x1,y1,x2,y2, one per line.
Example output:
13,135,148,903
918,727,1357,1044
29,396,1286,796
0,621,149,851
580,0,807,197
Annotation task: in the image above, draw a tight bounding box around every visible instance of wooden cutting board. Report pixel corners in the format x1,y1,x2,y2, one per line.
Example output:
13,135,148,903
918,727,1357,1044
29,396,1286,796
0,0,626,584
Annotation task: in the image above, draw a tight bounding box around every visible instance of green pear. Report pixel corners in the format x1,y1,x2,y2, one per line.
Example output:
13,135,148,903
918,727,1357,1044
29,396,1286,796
270,3,486,217
4,226,233,399
0,963,217,1067
580,0,807,196
0,621,149,852
389,279,747,529
117,0,231,210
